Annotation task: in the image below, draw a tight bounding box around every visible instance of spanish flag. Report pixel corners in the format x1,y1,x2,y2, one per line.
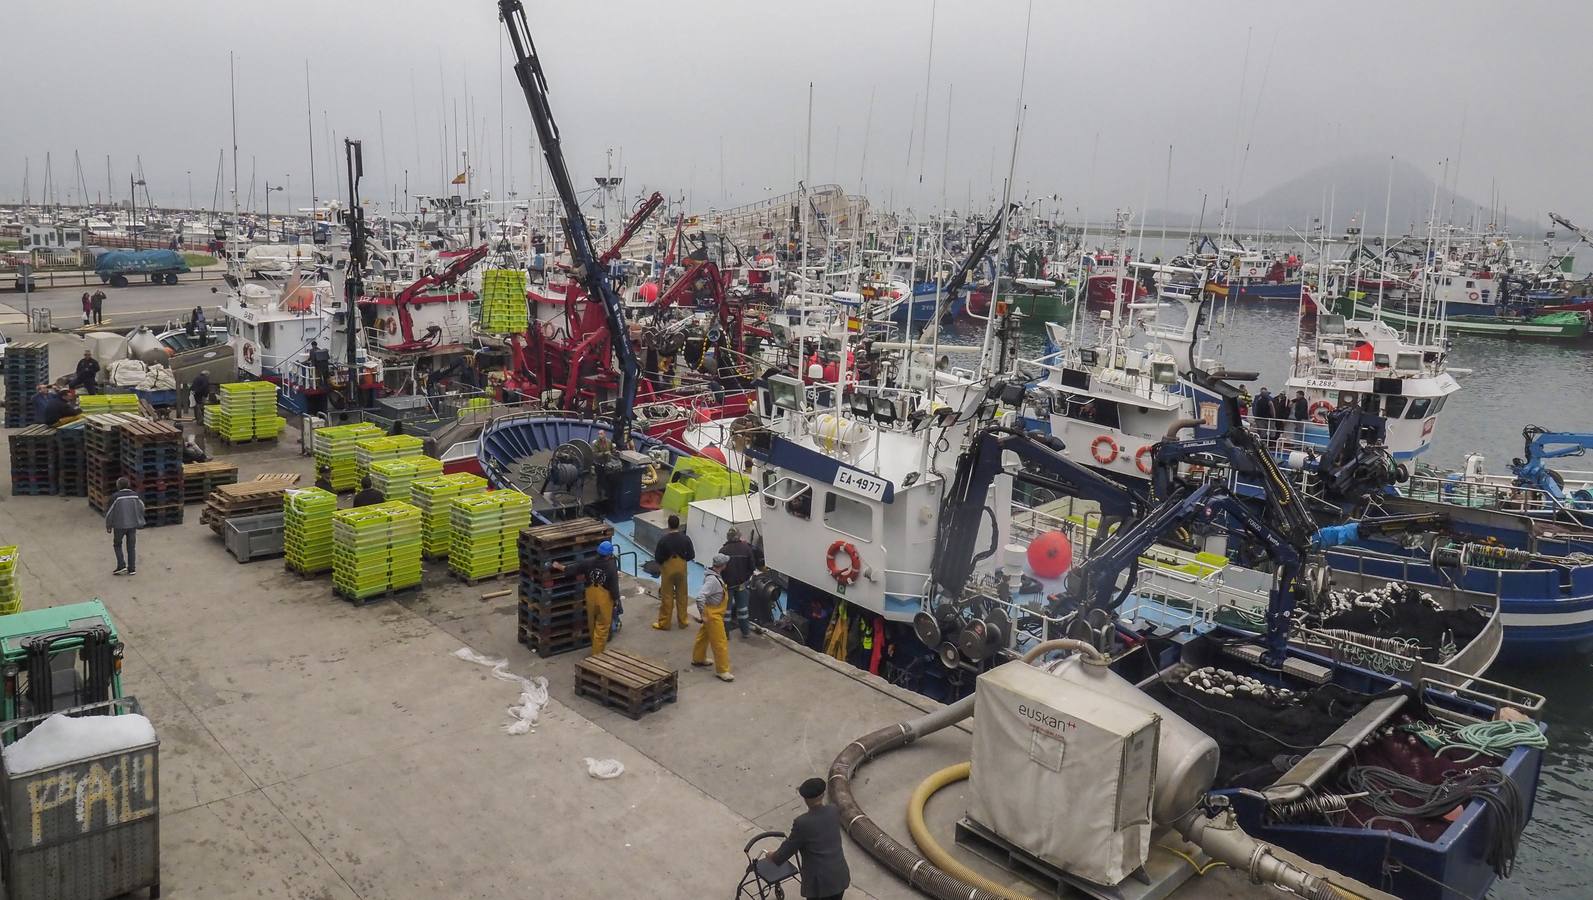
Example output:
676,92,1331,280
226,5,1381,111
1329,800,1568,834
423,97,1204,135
451,171,467,185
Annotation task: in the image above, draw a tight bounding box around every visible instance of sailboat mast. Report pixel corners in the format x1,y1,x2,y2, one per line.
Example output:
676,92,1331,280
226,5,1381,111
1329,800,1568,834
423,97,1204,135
306,61,317,216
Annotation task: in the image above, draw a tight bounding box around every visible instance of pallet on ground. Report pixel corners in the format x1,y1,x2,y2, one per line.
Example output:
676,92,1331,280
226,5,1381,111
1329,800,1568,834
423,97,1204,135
518,622,591,658
201,480,297,533
573,649,678,719
518,518,614,553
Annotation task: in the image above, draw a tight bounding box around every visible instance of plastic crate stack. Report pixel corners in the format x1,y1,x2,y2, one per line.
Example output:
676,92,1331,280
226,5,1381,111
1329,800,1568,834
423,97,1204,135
447,491,531,581
55,425,86,497
369,456,444,504
312,422,385,493
84,416,126,512
0,546,20,616
479,269,529,334
332,501,422,603
119,420,184,527
412,472,487,559
517,518,613,658
209,382,284,442
284,487,337,576
8,425,57,496
78,394,142,414
354,434,425,483
2,343,49,428
456,396,490,418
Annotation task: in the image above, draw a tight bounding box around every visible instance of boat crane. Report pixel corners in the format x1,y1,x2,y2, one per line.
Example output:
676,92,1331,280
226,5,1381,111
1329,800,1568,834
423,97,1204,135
380,243,489,352
1512,425,1593,508
501,0,642,447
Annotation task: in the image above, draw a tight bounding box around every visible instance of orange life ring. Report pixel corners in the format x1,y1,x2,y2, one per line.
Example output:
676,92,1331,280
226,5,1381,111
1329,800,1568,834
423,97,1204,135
384,317,398,335
1468,291,1480,301
1248,267,1259,277
1090,435,1119,464
1308,399,1335,424
826,540,861,585
1136,445,1154,475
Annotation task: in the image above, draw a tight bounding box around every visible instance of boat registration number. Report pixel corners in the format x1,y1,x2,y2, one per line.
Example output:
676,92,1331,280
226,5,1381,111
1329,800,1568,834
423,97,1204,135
832,467,888,500
1303,378,1342,389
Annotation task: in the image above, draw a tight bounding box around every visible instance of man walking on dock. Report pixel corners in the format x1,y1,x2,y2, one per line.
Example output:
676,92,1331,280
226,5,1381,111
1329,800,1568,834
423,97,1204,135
104,477,146,576
763,778,850,899
584,541,621,656
691,554,734,681
652,514,694,630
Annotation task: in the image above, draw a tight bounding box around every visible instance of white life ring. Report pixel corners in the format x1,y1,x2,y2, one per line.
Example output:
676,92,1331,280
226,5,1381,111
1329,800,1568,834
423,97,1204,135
1248,267,1259,277
1468,291,1480,301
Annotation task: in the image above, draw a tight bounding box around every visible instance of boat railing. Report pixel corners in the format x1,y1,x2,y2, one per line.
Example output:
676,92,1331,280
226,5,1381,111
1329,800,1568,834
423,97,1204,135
1246,415,1327,455
1400,473,1565,513
1416,668,1545,719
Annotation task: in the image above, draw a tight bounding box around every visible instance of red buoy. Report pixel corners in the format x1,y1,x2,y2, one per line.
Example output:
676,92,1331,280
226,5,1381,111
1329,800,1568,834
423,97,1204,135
701,446,727,465
639,281,660,302
1027,531,1073,578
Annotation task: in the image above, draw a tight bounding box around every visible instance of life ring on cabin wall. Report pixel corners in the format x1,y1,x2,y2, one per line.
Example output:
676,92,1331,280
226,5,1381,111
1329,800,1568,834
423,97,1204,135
1468,291,1480,301
1248,267,1260,277
826,540,861,585
383,318,398,335
1309,400,1335,424
1136,445,1154,475
1090,435,1119,464
241,342,256,365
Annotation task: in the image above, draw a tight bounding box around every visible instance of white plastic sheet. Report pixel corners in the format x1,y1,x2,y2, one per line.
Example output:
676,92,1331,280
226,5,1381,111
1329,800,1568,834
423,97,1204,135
453,647,550,735
583,757,625,779
2,713,156,775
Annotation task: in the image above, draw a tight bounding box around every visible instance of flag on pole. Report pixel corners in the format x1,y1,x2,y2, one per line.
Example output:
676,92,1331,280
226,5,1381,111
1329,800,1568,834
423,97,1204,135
451,171,467,185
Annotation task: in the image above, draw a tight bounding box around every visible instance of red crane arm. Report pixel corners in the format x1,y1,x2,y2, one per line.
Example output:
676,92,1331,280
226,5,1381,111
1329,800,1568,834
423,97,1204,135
599,191,664,265
387,243,490,347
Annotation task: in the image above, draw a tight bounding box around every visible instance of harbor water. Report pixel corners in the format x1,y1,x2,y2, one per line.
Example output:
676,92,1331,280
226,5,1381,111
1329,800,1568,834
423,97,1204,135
933,301,1592,898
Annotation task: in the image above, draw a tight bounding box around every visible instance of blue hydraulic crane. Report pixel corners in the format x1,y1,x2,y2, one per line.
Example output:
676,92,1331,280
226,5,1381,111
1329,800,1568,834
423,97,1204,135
1511,425,1593,508
500,0,640,447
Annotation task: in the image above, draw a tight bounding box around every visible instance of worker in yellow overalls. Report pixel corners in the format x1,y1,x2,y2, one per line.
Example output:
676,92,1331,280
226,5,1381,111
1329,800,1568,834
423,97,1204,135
584,540,620,656
691,553,734,682
653,514,694,630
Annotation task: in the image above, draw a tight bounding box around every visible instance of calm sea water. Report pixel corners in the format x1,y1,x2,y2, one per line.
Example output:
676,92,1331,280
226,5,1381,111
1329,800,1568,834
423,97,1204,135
934,301,1592,898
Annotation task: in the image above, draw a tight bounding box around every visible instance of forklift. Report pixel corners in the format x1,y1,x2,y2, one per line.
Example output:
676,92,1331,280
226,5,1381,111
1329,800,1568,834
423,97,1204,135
0,599,124,739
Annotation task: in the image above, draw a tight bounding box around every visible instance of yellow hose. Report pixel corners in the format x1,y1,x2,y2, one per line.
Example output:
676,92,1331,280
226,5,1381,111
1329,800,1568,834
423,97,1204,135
907,762,1030,900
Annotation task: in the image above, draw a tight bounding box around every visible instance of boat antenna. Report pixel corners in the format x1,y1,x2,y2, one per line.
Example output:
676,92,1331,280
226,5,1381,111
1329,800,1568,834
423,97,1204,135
306,61,317,218
229,52,240,269
1377,155,1392,317
980,0,1034,374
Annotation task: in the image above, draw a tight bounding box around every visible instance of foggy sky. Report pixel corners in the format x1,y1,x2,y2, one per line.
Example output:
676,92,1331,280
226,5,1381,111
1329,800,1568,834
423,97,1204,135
5,0,1590,228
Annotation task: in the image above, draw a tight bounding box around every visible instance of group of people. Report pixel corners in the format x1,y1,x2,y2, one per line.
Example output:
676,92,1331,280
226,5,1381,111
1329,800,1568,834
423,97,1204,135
1247,386,1310,447
78,289,108,326
31,381,80,426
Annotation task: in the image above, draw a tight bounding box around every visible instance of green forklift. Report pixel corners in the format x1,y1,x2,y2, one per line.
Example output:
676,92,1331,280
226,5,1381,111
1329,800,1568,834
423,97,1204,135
0,599,123,739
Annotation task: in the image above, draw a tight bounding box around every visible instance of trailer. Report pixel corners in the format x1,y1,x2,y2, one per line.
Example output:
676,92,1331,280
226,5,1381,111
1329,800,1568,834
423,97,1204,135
94,250,190,288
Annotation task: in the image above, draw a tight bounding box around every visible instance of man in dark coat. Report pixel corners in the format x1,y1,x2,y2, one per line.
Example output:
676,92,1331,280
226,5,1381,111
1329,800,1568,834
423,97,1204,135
190,370,213,423
71,350,100,394
718,526,764,637
91,289,106,325
351,475,385,508
766,778,850,900
1251,387,1274,445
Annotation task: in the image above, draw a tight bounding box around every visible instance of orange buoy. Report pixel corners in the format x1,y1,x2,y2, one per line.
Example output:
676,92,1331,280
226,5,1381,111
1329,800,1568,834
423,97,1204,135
1027,531,1074,579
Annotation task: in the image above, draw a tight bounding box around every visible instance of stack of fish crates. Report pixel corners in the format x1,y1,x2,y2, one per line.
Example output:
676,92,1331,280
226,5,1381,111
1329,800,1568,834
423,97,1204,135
447,491,531,583
332,501,422,604
208,382,284,443
479,269,529,334
2,343,48,428
517,518,614,658
412,472,488,560
0,546,20,616
77,393,142,414
284,487,337,576
84,416,126,512
369,456,444,504
55,425,86,497
312,422,385,493
118,420,184,526
354,434,425,483
8,426,57,496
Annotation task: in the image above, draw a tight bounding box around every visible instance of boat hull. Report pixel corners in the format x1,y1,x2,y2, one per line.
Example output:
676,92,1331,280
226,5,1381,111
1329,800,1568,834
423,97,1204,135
1335,295,1589,339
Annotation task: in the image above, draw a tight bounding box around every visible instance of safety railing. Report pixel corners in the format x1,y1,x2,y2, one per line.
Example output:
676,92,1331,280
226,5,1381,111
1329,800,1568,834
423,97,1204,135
1400,474,1566,513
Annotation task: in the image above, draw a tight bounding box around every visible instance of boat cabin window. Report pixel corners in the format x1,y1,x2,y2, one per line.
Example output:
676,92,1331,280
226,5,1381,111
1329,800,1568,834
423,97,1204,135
1149,360,1177,385
1394,352,1420,372
1317,314,1346,336
1406,397,1432,419
1429,395,1447,414
1373,353,1391,368
1062,396,1120,429
1465,280,1475,289
763,476,812,520
1380,395,1408,418
823,491,873,541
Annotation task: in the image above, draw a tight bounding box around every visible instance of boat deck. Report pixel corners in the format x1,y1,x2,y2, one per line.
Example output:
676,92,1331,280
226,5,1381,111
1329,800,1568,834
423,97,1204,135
0,335,1391,898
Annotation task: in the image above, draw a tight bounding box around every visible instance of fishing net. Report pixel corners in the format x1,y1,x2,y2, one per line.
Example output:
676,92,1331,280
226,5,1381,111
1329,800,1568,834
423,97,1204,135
1304,583,1487,662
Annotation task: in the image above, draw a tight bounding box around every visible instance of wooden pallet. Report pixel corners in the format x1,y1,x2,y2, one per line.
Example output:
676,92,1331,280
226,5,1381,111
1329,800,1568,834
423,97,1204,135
573,649,678,719
252,472,302,484
201,480,298,533
333,583,419,606
120,419,182,443
519,518,613,552
518,625,590,659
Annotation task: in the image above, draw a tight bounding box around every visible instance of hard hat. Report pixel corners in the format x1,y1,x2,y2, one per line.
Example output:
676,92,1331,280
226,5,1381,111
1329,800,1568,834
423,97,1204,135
597,540,615,556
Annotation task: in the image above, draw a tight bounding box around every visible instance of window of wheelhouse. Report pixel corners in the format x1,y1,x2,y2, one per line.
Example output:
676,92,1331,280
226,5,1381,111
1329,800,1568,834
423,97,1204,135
1406,397,1432,419
1380,395,1408,418
823,491,874,541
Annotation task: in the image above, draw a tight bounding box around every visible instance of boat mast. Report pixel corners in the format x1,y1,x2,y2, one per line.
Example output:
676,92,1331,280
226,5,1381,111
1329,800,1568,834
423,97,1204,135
306,62,317,219
980,0,1034,374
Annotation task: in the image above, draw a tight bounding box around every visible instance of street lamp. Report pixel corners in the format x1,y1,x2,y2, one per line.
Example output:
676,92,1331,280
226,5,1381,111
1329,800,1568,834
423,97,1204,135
186,169,193,212
264,181,284,243
130,175,146,247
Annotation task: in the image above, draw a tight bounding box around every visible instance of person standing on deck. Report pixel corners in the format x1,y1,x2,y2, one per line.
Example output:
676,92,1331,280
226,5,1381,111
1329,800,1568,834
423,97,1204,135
104,477,146,576
1290,390,1309,444
691,553,734,681
652,514,694,630
1251,387,1275,446
719,527,763,638
584,541,621,656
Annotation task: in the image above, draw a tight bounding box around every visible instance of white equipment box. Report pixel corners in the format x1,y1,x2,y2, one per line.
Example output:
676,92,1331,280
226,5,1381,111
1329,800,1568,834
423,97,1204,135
967,660,1159,887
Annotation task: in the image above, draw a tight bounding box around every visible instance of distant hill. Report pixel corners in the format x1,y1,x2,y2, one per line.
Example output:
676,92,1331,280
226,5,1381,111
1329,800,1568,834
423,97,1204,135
1226,156,1535,236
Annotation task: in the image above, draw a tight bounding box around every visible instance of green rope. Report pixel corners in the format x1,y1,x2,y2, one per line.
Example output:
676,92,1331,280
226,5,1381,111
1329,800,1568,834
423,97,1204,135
1437,721,1547,762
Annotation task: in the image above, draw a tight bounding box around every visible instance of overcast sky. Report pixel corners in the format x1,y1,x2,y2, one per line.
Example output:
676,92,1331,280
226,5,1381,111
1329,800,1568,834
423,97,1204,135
5,0,1590,228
